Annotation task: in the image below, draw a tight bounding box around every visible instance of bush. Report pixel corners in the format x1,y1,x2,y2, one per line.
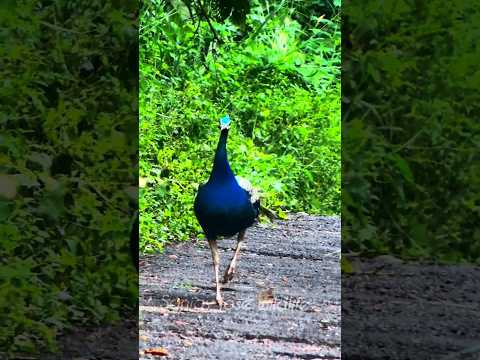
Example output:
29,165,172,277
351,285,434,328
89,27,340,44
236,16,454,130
342,0,480,262
139,0,341,251
0,2,137,355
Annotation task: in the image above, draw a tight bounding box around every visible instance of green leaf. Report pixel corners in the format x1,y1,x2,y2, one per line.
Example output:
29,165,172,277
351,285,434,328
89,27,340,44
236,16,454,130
0,200,13,221
390,154,414,183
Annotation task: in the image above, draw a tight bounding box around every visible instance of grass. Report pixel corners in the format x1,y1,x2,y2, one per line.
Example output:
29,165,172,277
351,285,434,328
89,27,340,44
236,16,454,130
139,0,341,252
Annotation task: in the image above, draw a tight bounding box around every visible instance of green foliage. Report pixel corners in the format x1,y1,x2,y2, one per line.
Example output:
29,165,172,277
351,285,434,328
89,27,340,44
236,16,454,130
140,0,341,251
0,1,137,355
343,0,480,262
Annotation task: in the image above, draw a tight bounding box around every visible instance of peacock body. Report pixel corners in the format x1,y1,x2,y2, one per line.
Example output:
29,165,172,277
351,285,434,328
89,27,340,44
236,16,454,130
194,115,259,305
194,116,259,238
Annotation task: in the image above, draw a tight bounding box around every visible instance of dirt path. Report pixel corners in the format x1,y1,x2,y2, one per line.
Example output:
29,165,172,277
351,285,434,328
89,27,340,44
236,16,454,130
39,317,138,360
342,256,480,360
139,214,341,360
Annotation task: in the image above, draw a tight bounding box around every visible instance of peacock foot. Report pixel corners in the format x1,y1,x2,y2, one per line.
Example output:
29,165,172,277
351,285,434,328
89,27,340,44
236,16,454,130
216,294,224,307
222,267,235,284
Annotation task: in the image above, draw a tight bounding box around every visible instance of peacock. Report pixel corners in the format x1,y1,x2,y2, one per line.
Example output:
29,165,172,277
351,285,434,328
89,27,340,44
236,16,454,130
194,115,260,306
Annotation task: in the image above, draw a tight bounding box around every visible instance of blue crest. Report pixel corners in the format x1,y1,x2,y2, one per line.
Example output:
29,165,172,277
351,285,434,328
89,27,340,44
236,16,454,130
220,115,231,127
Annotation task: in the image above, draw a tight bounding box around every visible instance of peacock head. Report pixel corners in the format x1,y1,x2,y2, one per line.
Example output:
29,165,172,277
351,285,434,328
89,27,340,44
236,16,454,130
220,115,231,131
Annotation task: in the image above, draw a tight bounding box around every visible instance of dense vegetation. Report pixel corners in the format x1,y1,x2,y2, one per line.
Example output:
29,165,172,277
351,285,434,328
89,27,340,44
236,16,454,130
343,0,480,263
0,2,137,355
140,0,341,252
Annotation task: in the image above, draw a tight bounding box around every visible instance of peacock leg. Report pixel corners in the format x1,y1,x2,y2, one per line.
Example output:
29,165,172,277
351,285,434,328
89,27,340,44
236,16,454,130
223,230,245,284
207,238,224,306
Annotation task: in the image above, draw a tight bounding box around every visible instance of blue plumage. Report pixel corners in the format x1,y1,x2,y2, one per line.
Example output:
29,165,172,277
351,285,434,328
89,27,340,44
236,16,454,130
193,115,260,306
194,117,259,239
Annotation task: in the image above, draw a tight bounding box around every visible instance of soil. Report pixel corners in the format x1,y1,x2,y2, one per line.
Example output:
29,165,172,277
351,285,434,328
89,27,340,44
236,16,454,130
37,317,137,360
139,213,341,360
35,213,479,360
342,256,480,360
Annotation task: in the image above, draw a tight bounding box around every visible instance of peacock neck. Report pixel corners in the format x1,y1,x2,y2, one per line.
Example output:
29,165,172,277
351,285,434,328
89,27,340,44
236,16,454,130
210,129,234,183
